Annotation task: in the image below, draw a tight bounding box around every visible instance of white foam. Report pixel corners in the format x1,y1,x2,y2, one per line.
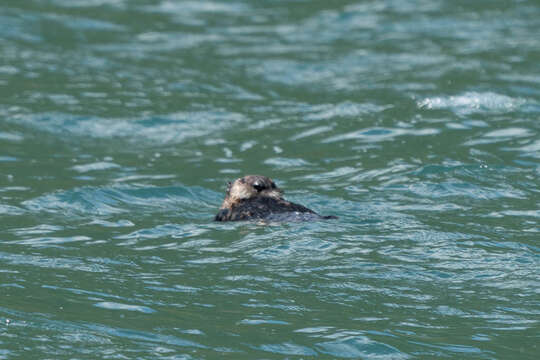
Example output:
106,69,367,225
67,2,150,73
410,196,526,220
418,92,525,115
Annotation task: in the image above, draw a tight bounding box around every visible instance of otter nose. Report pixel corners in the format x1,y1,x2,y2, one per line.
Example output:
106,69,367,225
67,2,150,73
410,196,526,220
253,182,265,192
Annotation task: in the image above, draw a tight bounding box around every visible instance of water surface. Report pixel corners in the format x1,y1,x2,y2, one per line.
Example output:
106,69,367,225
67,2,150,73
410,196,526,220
1,0,539,359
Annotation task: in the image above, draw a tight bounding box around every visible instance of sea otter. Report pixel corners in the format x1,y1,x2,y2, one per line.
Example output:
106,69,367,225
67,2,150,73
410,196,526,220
214,175,336,222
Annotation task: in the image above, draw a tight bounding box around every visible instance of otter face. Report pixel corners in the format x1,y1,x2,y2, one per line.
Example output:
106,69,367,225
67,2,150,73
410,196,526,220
226,175,283,203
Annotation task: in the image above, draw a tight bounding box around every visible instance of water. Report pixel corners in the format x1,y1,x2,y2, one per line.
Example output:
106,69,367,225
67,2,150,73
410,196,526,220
1,0,539,359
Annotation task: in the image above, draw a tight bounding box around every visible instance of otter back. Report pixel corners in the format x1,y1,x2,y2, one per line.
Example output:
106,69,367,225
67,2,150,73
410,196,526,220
215,196,322,222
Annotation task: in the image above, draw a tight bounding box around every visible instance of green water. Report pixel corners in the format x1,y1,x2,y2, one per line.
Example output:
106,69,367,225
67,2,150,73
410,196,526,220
1,0,539,359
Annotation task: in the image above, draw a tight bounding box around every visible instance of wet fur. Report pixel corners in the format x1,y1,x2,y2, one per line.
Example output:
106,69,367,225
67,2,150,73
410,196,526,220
215,175,336,222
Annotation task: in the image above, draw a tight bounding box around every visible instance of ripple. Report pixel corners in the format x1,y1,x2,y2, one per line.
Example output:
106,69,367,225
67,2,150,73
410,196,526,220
410,341,483,355
0,252,108,273
0,204,25,216
71,162,121,173
17,235,92,247
12,111,246,144
324,127,439,143
0,156,18,162
50,0,126,8
94,302,156,314
240,319,290,326
22,184,217,218
115,224,207,247
388,181,526,200
316,336,409,359
257,342,317,356
484,127,532,138
0,132,23,142
290,125,333,140
143,0,248,15
88,219,134,227
44,13,125,32
22,187,125,216
186,257,236,264
305,102,392,121
263,157,312,168
11,224,63,236
418,92,526,115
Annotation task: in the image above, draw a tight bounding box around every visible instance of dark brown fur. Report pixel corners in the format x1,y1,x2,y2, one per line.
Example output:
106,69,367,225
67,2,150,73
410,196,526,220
214,175,336,222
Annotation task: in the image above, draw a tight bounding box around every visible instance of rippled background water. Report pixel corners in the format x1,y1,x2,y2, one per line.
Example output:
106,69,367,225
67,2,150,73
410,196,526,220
1,0,539,359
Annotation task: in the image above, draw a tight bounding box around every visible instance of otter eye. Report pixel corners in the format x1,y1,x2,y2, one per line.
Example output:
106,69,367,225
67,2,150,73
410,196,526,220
271,182,276,189
253,183,265,192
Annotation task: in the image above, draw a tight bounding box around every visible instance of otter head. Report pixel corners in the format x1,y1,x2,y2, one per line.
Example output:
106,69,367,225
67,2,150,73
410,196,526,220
222,175,283,208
